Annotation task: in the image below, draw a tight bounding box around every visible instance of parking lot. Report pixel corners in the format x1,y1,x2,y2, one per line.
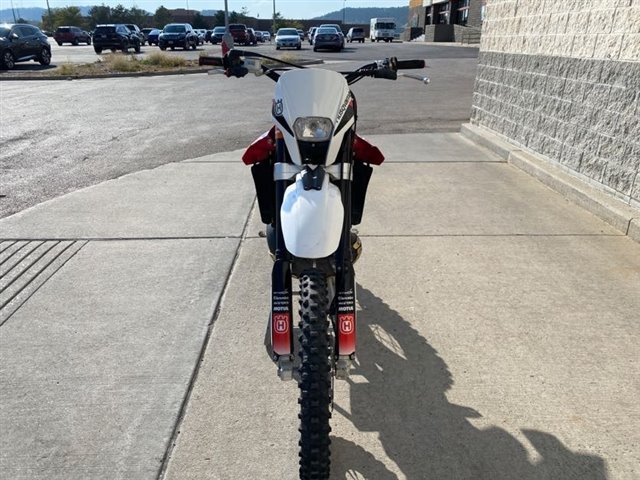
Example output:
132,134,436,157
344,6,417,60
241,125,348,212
1,41,479,219
45,37,479,65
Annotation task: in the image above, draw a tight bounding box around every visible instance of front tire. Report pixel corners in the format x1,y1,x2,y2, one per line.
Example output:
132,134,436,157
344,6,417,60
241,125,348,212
1,50,15,69
298,269,332,480
38,47,51,65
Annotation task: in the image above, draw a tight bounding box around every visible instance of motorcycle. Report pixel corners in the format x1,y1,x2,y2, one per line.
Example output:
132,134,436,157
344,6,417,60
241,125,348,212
200,49,427,479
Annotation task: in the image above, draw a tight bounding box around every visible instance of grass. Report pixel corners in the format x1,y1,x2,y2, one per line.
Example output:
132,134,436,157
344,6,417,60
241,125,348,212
49,52,198,77
2,50,307,78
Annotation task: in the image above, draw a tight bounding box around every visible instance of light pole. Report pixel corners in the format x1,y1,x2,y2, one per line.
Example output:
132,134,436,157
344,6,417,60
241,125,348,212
272,0,276,35
45,0,53,30
342,0,346,26
222,0,233,54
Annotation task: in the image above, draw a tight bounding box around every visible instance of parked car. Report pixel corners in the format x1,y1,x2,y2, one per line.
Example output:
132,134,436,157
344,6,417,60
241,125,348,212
255,30,264,43
53,26,91,45
346,27,365,43
146,28,161,46
0,23,51,69
275,27,301,50
228,24,248,45
141,27,157,43
261,31,271,42
313,26,343,52
210,26,225,44
92,24,140,54
318,24,344,47
246,27,257,45
297,29,305,40
308,26,317,44
193,29,206,45
159,23,198,51
125,24,145,45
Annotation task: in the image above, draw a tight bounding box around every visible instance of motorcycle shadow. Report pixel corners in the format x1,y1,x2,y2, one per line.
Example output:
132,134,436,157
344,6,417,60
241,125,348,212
329,285,607,480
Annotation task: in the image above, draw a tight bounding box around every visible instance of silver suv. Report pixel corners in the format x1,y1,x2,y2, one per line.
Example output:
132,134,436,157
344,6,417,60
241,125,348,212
346,27,365,43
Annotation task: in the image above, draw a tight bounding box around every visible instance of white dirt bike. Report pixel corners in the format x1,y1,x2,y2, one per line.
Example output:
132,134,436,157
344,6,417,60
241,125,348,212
201,48,427,480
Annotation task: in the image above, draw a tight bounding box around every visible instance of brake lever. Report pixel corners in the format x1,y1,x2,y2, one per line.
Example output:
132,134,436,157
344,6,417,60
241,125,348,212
398,73,431,85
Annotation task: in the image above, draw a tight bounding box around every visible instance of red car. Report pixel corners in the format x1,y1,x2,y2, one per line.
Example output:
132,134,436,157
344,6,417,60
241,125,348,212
228,24,248,45
53,26,91,45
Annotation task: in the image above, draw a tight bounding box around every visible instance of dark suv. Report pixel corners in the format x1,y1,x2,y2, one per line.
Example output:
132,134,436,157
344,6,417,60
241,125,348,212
228,24,248,45
125,24,145,45
0,23,51,70
158,23,198,50
92,24,140,54
210,26,225,44
53,26,91,45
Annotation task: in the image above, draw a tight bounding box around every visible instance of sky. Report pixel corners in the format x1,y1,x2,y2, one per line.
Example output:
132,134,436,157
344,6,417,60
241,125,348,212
3,0,410,19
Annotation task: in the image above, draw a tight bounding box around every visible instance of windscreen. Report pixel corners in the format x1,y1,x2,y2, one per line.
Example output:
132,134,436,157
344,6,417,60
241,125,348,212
317,28,337,35
375,22,395,29
278,29,298,36
94,26,115,34
164,25,186,33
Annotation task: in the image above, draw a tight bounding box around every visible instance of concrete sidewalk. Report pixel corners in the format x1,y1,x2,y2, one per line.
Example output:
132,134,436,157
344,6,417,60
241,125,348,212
1,133,638,480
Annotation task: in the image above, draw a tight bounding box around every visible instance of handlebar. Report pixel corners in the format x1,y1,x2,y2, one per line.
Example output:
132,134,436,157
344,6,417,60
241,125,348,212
199,50,427,85
199,56,224,67
396,59,426,70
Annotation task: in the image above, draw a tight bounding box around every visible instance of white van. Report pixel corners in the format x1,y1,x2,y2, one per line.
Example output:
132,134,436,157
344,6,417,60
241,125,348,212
369,17,396,42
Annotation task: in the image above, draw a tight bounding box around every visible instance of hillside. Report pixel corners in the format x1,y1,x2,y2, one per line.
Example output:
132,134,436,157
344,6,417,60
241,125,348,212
1,5,409,25
313,6,408,25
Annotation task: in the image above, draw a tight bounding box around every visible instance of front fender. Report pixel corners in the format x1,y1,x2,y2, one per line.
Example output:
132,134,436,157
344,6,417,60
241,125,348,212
281,174,344,259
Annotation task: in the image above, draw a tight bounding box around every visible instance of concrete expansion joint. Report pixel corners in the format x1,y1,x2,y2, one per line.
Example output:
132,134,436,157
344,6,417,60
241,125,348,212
156,199,256,479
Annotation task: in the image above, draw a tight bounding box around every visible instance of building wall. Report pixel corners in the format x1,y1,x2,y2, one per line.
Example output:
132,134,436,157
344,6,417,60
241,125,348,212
471,0,640,206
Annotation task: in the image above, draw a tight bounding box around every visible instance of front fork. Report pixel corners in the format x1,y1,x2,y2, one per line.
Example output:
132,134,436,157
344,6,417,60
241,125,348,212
269,129,357,381
271,129,295,380
334,130,357,379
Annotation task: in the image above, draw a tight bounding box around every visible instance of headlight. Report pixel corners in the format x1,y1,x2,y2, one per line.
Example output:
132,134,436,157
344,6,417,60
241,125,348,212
293,117,333,142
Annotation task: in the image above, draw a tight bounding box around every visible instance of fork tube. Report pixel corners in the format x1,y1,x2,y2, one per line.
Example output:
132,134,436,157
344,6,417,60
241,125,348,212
271,128,293,358
335,130,357,357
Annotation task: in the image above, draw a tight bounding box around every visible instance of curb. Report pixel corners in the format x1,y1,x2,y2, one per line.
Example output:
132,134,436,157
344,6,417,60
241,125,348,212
461,123,639,243
0,58,324,82
0,67,211,81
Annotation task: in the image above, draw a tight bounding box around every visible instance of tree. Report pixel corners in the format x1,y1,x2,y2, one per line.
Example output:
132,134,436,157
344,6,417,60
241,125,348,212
128,7,150,27
154,6,172,28
43,7,84,30
213,10,225,27
110,4,128,23
274,12,298,31
88,4,112,28
192,12,208,29
237,6,250,22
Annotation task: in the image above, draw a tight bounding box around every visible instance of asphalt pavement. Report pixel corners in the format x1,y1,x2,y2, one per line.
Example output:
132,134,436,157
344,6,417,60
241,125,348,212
1,131,639,480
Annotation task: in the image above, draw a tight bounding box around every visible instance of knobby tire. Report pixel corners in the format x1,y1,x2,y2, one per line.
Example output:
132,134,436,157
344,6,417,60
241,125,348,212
298,269,332,479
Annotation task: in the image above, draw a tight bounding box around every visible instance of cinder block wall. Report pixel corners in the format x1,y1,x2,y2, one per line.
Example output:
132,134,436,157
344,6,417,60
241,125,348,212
471,0,640,206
